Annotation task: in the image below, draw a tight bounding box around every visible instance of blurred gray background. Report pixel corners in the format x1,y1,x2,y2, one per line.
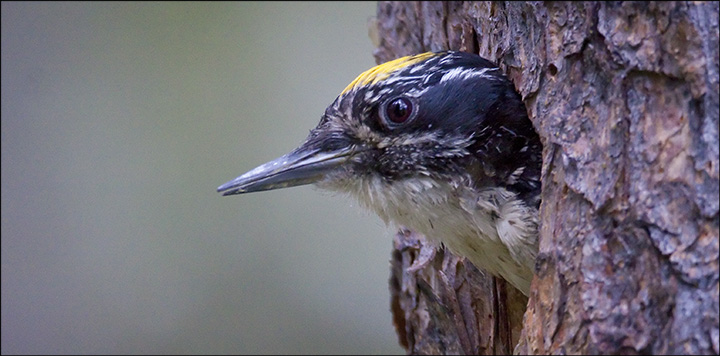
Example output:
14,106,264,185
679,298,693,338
1,2,404,354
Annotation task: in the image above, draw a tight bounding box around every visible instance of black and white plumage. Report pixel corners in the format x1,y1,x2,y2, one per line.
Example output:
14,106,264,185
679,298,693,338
218,51,542,295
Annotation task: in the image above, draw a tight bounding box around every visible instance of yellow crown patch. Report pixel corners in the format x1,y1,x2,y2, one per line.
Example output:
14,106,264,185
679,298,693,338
341,52,437,95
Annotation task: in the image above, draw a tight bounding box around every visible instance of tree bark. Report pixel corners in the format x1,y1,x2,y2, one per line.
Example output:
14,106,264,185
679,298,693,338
376,2,719,354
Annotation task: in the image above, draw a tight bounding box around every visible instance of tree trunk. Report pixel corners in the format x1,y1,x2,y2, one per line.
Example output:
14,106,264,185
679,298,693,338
376,2,719,354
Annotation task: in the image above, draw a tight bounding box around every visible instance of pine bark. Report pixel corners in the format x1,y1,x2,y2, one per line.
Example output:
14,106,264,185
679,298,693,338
376,2,719,354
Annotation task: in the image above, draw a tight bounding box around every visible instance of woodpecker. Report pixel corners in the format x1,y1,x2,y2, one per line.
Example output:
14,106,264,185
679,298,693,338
218,51,542,295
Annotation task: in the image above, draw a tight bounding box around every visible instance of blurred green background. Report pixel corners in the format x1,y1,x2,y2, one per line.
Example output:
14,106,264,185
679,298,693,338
1,2,404,354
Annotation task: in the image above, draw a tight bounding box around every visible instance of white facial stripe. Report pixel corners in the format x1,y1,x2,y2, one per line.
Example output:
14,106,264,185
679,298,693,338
439,67,500,84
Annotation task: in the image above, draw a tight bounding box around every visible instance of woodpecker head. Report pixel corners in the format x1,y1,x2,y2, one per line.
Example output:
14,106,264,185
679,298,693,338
218,51,541,209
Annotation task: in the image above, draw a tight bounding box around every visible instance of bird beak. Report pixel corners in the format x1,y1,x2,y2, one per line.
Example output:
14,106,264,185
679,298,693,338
217,144,354,196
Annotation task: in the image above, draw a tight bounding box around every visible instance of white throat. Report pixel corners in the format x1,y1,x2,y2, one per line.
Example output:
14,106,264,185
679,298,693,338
322,174,537,295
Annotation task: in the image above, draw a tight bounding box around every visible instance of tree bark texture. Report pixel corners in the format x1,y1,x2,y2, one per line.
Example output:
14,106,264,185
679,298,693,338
376,2,719,354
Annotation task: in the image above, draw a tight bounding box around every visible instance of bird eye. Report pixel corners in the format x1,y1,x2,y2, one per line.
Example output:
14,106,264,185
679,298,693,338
384,97,413,125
